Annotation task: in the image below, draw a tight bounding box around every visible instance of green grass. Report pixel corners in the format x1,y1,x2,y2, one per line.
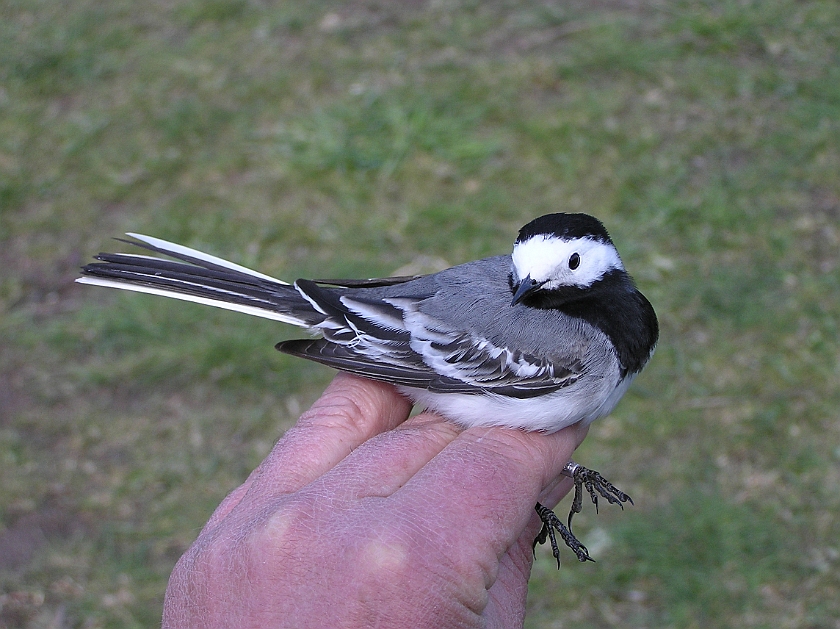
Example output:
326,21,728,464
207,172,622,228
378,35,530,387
2,0,839,627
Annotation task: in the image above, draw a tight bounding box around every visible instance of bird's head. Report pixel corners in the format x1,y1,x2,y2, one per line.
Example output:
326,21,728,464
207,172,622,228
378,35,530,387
510,213,625,306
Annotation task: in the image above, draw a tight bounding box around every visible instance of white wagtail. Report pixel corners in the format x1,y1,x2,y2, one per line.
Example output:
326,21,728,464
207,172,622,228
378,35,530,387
77,213,658,564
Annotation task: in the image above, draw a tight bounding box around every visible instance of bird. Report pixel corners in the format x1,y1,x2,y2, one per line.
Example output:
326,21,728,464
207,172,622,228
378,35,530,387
77,212,659,564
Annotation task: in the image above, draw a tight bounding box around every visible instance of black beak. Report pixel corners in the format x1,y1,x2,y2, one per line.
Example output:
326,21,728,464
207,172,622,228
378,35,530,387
511,274,544,306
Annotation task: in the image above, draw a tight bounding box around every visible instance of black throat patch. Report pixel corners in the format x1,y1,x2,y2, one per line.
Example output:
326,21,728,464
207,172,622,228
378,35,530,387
512,269,659,376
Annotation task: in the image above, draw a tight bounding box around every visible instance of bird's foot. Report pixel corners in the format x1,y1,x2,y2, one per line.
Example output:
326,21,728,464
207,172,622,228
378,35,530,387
564,461,633,530
532,461,632,567
533,502,593,566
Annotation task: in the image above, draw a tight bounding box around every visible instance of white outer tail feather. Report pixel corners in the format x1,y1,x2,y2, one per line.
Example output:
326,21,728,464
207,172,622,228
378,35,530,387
75,233,308,327
126,233,289,284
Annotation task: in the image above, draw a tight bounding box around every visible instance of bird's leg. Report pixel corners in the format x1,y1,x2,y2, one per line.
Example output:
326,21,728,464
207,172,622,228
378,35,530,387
532,460,632,566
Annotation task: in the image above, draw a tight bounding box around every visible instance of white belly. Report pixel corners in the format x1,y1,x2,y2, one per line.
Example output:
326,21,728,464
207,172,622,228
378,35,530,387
398,370,631,433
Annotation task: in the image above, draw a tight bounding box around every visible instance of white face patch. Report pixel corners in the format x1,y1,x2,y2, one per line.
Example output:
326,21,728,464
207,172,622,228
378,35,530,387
511,235,624,289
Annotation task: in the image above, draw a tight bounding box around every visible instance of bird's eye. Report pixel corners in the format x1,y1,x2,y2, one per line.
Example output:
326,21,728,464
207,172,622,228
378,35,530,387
569,253,581,270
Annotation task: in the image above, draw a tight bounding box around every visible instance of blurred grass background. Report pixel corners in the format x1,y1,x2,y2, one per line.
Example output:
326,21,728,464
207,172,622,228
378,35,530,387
1,0,838,627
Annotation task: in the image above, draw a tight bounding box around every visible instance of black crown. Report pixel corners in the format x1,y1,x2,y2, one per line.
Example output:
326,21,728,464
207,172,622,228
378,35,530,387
517,213,613,245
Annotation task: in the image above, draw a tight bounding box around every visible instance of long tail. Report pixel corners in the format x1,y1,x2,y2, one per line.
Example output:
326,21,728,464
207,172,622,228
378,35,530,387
76,233,319,327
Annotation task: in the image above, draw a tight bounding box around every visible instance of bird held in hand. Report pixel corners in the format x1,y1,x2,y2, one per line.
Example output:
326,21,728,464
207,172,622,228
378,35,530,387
78,213,659,564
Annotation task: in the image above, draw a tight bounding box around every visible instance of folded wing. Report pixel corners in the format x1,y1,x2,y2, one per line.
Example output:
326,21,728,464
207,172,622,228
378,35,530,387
279,281,581,397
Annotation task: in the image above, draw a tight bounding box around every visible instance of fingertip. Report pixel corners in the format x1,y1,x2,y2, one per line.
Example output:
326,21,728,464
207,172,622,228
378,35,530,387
459,423,580,494
304,373,413,434
536,475,575,509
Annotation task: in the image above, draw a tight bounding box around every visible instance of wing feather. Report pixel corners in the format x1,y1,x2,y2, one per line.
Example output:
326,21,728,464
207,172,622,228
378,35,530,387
280,281,581,398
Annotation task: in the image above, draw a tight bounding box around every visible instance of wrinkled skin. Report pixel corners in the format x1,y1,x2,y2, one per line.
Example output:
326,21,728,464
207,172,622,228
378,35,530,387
163,374,587,629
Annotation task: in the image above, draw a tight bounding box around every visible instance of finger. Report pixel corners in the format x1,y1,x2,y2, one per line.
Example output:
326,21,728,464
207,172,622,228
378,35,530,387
303,411,461,501
537,475,575,509
393,422,580,584
201,398,434,536
483,534,533,628
243,373,412,501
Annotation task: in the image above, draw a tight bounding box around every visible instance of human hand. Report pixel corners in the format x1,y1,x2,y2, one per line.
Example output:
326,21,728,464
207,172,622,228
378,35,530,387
162,373,588,629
